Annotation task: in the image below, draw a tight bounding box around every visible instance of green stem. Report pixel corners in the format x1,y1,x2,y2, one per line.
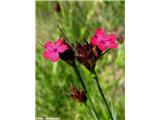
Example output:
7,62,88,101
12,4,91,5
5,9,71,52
98,49,111,60
73,64,99,120
92,70,114,120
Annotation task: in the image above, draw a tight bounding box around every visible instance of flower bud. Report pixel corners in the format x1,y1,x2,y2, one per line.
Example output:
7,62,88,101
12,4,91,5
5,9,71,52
70,85,87,103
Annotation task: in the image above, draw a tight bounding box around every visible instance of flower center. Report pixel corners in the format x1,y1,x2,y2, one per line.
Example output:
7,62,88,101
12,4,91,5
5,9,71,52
101,40,106,44
53,48,57,52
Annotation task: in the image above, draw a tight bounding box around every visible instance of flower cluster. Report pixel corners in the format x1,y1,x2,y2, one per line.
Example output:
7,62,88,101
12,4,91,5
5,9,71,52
42,28,119,103
43,28,118,70
74,41,101,71
40,27,122,120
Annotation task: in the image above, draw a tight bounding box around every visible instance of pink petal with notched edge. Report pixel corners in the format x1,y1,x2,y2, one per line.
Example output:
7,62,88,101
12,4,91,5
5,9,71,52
49,52,59,62
44,41,54,48
43,51,50,59
91,36,99,46
98,42,107,51
95,28,107,39
58,44,68,53
106,42,118,49
107,34,116,42
55,38,63,47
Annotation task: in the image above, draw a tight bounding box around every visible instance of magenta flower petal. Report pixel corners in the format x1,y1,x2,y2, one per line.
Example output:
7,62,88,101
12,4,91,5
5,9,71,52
106,42,118,49
95,28,107,39
50,52,59,62
55,38,63,47
43,51,50,59
98,42,107,51
44,41,54,48
107,34,116,42
58,44,68,53
91,36,99,46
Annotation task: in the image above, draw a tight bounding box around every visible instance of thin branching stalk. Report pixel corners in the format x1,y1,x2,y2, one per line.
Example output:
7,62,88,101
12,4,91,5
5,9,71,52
73,63,99,120
57,24,99,120
92,70,114,120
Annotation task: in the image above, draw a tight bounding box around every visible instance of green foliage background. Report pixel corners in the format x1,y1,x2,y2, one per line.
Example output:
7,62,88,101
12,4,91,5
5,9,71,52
36,1,125,120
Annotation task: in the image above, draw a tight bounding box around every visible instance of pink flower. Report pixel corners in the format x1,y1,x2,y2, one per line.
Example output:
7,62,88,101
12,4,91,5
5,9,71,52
43,38,68,62
91,28,118,51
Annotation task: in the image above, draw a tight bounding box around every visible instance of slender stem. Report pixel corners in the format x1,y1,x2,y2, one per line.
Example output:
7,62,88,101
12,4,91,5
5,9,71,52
92,70,114,120
97,49,111,60
37,41,45,48
56,24,99,119
57,24,74,49
73,64,99,120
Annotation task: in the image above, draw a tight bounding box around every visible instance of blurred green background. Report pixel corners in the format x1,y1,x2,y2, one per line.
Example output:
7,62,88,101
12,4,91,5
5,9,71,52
36,1,125,120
